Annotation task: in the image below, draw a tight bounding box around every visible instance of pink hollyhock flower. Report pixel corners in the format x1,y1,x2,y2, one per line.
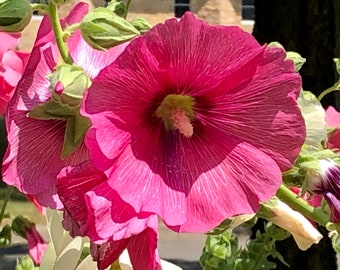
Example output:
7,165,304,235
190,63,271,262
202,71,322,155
26,225,48,265
2,2,127,208
325,106,340,150
0,31,29,114
57,161,161,270
12,216,47,265
82,12,305,232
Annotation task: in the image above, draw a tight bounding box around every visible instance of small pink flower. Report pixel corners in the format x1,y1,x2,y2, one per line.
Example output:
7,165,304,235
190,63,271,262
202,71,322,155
0,31,29,114
82,12,305,232
57,161,161,269
2,2,127,208
325,106,340,150
25,226,48,265
11,216,47,265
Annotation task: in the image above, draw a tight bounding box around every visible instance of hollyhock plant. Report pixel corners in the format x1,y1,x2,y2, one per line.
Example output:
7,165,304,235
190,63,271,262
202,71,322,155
57,161,161,270
2,2,127,208
326,106,340,150
0,31,29,114
82,12,305,233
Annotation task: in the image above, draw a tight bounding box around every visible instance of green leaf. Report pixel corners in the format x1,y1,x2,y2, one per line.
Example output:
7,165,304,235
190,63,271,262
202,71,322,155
61,113,91,159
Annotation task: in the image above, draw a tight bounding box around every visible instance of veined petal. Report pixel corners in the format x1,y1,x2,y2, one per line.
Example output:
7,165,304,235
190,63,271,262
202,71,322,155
198,46,304,171
107,125,282,231
82,11,305,231
3,110,89,208
57,161,157,242
3,2,128,207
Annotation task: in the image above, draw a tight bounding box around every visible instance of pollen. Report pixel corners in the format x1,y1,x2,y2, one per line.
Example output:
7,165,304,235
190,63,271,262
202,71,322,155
170,108,194,137
156,94,195,137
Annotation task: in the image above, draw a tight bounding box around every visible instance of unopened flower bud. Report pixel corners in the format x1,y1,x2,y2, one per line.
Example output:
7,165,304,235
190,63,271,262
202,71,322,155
306,159,340,223
0,0,32,32
12,216,47,265
80,7,140,50
130,18,151,34
286,51,306,72
48,64,91,100
29,64,92,159
11,216,34,238
261,198,323,250
16,255,35,270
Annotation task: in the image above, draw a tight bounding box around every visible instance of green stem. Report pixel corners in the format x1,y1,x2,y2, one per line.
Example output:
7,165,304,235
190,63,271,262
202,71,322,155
123,0,132,19
317,80,340,101
0,186,13,224
276,184,329,226
48,2,74,65
64,23,81,37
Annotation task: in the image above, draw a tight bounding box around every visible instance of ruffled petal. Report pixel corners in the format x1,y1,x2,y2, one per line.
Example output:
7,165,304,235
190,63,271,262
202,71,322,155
57,161,157,242
83,12,264,118
197,46,304,171
106,124,282,231
82,12,305,231
90,218,161,270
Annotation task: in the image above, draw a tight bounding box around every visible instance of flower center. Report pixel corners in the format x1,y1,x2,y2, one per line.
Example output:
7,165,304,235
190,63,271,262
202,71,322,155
156,94,195,137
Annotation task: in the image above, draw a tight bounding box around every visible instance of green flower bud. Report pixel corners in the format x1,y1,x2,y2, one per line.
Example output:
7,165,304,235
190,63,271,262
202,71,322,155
286,51,306,72
15,255,36,270
47,64,92,100
80,7,140,50
0,0,32,32
130,18,151,34
28,64,92,159
11,216,34,238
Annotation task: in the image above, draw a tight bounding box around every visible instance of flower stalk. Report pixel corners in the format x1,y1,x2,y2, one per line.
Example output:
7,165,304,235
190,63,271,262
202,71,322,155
276,184,329,226
48,1,74,64
317,80,340,101
123,0,132,18
0,186,13,224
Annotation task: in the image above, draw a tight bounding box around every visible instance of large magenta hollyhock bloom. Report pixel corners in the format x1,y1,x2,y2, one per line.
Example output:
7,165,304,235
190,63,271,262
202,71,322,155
2,2,127,208
82,12,305,232
326,106,340,150
0,31,29,114
57,161,161,270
